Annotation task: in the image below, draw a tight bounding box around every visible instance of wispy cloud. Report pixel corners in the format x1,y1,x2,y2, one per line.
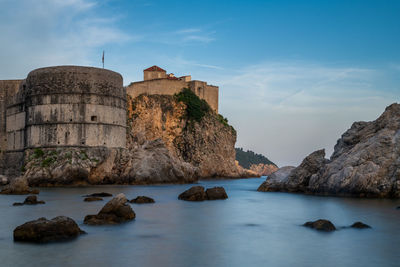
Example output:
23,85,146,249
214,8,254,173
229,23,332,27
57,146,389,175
156,27,216,45
0,0,134,78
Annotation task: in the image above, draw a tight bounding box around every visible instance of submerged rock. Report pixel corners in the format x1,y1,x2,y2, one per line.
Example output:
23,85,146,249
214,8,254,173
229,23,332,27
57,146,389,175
130,196,155,204
13,216,85,243
13,195,45,206
84,192,112,197
350,222,371,229
178,186,207,201
84,193,135,225
84,197,103,202
205,187,228,200
258,103,400,198
0,177,39,195
303,219,336,232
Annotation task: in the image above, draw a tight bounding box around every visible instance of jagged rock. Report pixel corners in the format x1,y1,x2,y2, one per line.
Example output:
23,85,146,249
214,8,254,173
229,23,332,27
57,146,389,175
350,222,371,229
13,216,85,243
84,192,112,197
205,187,228,200
84,193,135,225
0,175,9,185
257,166,296,192
303,219,336,232
84,197,103,202
178,186,207,201
259,103,400,198
13,195,45,206
130,196,155,204
0,177,39,195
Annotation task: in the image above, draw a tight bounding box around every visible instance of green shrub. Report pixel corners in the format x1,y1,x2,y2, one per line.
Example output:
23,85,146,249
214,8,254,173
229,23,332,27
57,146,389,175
41,157,55,167
33,148,44,158
175,88,210,122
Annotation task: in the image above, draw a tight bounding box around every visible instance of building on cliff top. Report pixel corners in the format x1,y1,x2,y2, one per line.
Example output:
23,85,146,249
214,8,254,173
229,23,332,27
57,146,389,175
127,65,219,113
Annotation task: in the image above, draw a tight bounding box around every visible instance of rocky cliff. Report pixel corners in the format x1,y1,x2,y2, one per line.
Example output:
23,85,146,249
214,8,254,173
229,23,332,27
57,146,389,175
22,91,243,186
258,103,400,198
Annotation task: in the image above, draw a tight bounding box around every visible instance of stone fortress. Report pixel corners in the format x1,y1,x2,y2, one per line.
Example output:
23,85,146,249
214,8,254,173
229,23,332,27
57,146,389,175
127,66,219,113
0,65,219,176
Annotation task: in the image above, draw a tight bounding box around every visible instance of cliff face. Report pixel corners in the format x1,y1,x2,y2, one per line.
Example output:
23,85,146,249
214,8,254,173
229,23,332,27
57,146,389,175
128,94,241,178
258,103,400,198
249,164,279,176
22,92,242,186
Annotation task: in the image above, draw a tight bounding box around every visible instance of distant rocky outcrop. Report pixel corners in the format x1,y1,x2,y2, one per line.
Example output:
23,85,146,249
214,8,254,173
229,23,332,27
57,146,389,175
258,103,400,198
235,148,277,176
249,163,279,176
0,177,39,195
13,216,85,243
84,193,135,225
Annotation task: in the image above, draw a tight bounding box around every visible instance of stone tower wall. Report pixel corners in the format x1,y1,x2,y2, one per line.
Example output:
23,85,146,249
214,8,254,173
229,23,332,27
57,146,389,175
24,66,126,149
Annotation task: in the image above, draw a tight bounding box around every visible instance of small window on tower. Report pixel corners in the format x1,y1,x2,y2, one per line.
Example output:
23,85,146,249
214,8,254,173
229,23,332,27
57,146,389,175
91,116,97,122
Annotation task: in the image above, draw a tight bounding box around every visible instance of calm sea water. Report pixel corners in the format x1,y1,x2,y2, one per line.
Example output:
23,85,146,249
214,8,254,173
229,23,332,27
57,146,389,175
0,178,399,267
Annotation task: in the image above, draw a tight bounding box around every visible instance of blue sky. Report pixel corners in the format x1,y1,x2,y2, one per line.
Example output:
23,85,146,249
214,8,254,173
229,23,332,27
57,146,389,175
0,0,399,166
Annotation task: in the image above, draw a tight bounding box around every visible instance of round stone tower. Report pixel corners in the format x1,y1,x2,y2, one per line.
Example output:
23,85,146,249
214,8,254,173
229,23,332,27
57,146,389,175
24,66,126,149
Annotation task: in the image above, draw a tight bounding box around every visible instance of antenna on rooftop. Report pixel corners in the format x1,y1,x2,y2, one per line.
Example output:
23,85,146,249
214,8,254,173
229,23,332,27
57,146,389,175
102,50,105,69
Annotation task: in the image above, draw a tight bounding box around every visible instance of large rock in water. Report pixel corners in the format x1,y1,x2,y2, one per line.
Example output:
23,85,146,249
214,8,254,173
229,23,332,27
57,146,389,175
84,193,135,225
205,187,228,200
258,103,400,198
257,166,296,192
303,219,336,232
13,216,85,243
178,186,207,201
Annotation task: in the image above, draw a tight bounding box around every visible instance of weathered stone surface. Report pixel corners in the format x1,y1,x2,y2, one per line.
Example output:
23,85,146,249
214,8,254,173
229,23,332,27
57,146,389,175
0,177,39,195
205,187,228,200
258,103,400,198
13,216,85,243
130,196,155,204
84,192,113,197
350,222,371,229
0,175,8,185
84,193,135,225
250,163,279,176
257,166,296,192
84,197,103,202
178,186,207,201
13,195,45,206
303,219,336,232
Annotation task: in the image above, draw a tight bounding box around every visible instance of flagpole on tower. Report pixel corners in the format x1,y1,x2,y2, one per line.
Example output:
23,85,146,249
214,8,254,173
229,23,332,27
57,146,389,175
102,50,105,69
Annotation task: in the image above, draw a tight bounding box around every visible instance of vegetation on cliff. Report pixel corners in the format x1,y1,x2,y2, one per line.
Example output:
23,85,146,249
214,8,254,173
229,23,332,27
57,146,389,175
174,88,210,122
235,148,276,169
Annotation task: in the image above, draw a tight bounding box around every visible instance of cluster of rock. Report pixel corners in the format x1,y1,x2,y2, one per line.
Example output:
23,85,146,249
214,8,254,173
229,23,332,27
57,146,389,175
178,186,228,201
303,219,371,232
259,103,400,198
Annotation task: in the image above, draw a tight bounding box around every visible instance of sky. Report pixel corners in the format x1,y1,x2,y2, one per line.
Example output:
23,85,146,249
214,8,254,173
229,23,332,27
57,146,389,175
0,0,399,166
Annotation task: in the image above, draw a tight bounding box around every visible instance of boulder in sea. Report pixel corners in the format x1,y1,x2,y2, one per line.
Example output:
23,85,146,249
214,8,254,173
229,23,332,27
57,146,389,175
303,219,336,232
84,193,135,225
13,195,45,206
350,222,371,229
83,192,112,197
0,177,39,195
130,196,155,204
13,216,85,243
178,186,207,201
205,187,228,200
257,166,296,192
84,197,103,202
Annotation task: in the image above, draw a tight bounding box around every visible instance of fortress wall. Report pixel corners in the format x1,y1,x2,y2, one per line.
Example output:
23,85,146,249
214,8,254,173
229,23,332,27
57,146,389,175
0,80,23,174
127,79,186,99
25,66,126,149
189,81,219,113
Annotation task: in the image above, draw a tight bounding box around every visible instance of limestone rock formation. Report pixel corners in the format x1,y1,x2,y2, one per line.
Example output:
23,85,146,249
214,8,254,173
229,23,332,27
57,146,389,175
84,193,135,225
130,196,155,204
303,219,336,232
178,186,207,201
13,216,85,243
13,195,45,206
205,187,228,200
258,103,400,198
0,177,39,195
257,166,296,192
249,163,279,176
